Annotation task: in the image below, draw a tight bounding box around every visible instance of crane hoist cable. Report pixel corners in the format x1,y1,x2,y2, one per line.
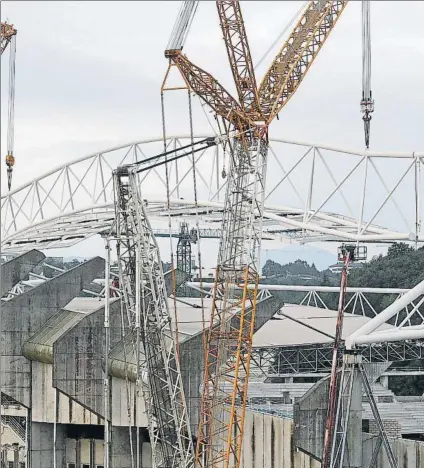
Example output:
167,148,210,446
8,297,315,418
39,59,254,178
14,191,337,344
6,33,17,191
360,1,373,149
166,0,199,52
1,23,17,191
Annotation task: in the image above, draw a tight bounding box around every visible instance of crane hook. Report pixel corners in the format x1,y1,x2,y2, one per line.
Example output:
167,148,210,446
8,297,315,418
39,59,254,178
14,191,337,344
5,153,14,190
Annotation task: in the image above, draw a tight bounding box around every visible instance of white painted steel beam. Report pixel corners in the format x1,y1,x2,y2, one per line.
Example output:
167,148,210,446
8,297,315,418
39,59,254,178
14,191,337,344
346,279,424,349
186,282,411,295
352,329,424,346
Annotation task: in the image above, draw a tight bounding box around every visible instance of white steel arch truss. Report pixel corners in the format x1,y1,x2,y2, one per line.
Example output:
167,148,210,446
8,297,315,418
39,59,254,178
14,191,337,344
1,136,423,253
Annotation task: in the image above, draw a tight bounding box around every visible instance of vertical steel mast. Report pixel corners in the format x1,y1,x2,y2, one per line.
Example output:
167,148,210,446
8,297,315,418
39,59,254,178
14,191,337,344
114,165,194,468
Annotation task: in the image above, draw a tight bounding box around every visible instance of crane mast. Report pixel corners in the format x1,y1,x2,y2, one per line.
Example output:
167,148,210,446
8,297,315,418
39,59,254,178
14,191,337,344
114,164,195,468
321,246,354,468
164,2,347,466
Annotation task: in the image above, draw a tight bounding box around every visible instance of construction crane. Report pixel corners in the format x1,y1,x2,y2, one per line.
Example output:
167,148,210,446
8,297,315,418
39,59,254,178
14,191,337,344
1,21,17,190
165,2,348,467
113,137,215,468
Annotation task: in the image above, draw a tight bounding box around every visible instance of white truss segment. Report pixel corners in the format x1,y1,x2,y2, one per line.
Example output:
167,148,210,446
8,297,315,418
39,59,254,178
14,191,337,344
346,279,424,349
1,136,423,252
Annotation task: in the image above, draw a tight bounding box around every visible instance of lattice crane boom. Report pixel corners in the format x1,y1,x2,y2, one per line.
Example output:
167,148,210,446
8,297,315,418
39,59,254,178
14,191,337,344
216,1,263,120
258,1,348,122
165,51,251,130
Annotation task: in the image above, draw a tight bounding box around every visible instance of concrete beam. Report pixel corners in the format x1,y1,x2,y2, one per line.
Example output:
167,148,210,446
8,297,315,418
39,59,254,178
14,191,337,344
1,257,104,407
0,249,45,296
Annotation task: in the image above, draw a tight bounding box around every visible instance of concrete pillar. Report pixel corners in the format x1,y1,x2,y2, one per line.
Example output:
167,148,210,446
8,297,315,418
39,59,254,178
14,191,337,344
90,439,95,468
13,446,19,468
380,375,389,389
344,354,363,468
76,439,81,468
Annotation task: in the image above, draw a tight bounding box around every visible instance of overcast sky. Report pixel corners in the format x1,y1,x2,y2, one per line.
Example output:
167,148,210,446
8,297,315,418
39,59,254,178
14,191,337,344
1,1,423,266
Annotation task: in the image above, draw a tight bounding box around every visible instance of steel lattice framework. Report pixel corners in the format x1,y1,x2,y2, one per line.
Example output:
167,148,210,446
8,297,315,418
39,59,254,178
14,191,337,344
258,2,347,121
1,136,423,253
1,22,17,55
113,166,194,467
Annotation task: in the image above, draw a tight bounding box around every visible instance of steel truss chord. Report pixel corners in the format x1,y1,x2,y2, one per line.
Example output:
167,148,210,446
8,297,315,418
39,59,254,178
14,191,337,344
250,341,424,377
2,136,423,254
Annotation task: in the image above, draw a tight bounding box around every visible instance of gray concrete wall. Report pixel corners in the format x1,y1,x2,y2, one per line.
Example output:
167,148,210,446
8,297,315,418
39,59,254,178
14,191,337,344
241,411,292,468
110,426,146,468
362,434,424,468
53,299,122,418
30,422,66,468
293,359,362,468
1,249,45,296
31,362,100,425
110,377,148,428
293,375,330,461
66,438,104,467
1,257,104,407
